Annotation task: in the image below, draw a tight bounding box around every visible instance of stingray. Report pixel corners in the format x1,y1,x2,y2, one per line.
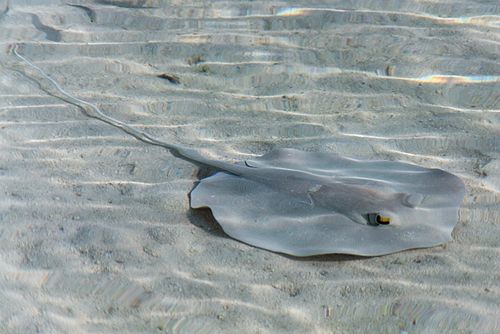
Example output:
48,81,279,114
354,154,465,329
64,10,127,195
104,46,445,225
13,45,465,256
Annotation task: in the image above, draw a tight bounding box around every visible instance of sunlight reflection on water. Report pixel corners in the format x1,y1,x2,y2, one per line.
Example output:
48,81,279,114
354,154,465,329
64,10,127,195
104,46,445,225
415,75,500,84
275,7,500,28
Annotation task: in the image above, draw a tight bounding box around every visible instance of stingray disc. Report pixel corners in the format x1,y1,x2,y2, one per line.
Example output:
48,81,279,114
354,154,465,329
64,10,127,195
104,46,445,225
190,149,465,256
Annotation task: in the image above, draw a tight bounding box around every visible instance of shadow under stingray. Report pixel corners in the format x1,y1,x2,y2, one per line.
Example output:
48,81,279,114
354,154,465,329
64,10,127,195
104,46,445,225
186,166,227,238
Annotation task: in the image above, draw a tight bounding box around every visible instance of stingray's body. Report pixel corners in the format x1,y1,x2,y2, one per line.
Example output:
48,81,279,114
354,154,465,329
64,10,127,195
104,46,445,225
190,148,465,256
14,45,466,257
195,157,406,225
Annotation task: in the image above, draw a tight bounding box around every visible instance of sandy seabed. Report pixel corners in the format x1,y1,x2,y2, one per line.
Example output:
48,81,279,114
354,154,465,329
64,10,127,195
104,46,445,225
0,1,499,333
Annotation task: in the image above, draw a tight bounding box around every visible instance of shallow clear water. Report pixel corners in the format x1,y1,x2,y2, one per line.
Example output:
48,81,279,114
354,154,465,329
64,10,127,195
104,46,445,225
0,1,499,333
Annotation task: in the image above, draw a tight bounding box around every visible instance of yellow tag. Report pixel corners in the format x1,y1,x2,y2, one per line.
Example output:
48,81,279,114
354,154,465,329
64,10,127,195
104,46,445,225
377,215,391,224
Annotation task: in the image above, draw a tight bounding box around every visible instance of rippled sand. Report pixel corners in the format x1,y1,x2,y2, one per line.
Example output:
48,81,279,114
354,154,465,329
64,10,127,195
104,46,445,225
0,1,499,333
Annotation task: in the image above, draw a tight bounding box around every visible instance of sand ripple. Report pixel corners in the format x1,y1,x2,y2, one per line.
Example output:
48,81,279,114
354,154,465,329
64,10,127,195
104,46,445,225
0,1,499,333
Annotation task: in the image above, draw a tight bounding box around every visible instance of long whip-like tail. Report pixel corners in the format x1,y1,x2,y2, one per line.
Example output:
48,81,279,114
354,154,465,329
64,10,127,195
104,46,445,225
12,44,242,174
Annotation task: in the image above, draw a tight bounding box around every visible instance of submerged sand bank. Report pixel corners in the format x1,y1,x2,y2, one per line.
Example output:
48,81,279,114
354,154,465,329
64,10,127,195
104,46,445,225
0,1,499,333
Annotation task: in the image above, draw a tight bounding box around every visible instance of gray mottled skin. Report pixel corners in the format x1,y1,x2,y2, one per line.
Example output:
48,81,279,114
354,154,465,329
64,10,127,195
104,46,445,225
191,149,465,256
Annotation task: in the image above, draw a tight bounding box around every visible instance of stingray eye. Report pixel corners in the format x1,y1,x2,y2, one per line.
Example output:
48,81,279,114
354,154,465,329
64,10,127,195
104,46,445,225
367,213,391,226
